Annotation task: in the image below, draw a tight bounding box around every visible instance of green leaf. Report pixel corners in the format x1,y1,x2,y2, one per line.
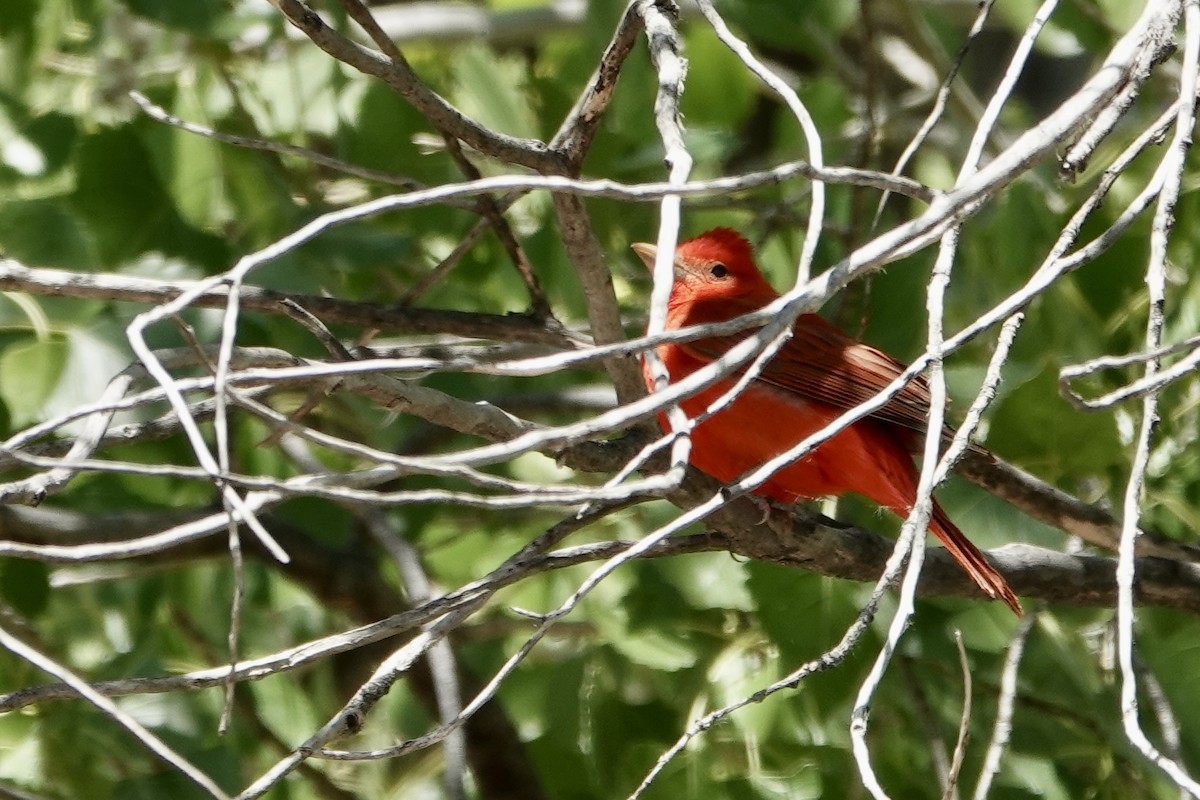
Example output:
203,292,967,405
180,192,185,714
70,127,227,268
118,0,226,34
252,47,342,138
0,559,50,618
659,552,754,612
0,0,39,37
22,111,76,172
746,560,864,665
167,84,230,230
452,43,540,140
71,128,172,264
988,365,1123,480
716,0,856,53
0,198,96,268
608,629,698,671
0,336,66,425
1001,751,1074,800
346,80,451,181
680,28,757,129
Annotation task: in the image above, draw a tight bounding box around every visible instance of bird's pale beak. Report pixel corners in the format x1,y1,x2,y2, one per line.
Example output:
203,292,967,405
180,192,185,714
630,242,657,270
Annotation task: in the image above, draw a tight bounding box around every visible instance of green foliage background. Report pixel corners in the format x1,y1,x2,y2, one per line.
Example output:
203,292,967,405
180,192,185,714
1,0,1198,798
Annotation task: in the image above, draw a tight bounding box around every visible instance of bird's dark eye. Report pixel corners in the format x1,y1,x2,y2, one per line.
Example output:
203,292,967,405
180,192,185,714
710,263,729,278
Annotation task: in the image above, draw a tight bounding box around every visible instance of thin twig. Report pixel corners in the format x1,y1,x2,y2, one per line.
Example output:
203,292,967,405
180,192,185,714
268,0,565,173
0,623,231,799
973,608,1039,800
942,631,973,800
1115,2,1200,796
129,91,427,190
871,0,996,230
639,0,694,474
1060,334,1200,410
695,0,825,283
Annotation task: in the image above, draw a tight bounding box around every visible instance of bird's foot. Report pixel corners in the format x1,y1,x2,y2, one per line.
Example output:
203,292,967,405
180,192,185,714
748,495,797,526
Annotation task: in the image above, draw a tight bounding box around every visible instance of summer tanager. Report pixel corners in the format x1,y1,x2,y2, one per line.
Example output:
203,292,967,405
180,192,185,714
633,228,1021,615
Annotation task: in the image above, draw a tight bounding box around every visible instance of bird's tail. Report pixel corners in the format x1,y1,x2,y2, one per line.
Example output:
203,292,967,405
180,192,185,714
929,501,1022,616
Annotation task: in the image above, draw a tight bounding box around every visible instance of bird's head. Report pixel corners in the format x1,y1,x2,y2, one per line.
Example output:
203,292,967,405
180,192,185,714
631,228,776,302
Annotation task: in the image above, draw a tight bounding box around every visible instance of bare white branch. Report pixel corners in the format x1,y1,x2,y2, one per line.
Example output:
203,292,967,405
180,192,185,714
0,623,231,799
973,608,1039,800
695,0,826,283
1115,2,1200,796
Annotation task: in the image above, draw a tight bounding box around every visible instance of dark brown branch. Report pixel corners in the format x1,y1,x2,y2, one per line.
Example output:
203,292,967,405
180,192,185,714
0,259,580,348
442,136,554,319
551,1,646,165
333,0,553,321
268,0,565,174
517,490,1200,614
2,494,1196,717
551,194,647,404
643,464,1200,614
959,450,1200,563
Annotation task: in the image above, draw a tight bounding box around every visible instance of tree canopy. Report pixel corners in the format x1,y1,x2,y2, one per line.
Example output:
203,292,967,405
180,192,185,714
2,0,1200,798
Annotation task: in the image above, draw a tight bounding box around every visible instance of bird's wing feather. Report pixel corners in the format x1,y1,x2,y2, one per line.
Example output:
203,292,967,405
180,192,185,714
680,313,953,445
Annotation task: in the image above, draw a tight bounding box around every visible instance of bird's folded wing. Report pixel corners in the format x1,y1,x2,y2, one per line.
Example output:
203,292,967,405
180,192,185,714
681,314,958,447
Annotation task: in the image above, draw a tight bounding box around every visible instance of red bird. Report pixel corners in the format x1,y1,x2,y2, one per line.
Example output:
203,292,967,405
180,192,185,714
633,228,1020,615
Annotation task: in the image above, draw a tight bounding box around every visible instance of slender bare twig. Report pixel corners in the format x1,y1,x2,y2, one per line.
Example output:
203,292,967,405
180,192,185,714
1137,655,1186,767
942,631,973,800
552,0,645,163
129,91,427,190
638,0,695,476
438,135,554,319
871,0,997,230
973,607,1039,800
1060,334,1200,410
267,0,565,173
0,367,138,505
695,0,826,283
1115,2,1200,796
0,623,231,800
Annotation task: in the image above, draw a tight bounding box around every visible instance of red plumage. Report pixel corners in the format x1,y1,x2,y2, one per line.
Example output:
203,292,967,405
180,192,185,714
633,228,1021,615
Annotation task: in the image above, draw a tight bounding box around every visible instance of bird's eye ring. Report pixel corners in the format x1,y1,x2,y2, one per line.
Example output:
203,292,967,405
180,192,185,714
710,263,729,278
